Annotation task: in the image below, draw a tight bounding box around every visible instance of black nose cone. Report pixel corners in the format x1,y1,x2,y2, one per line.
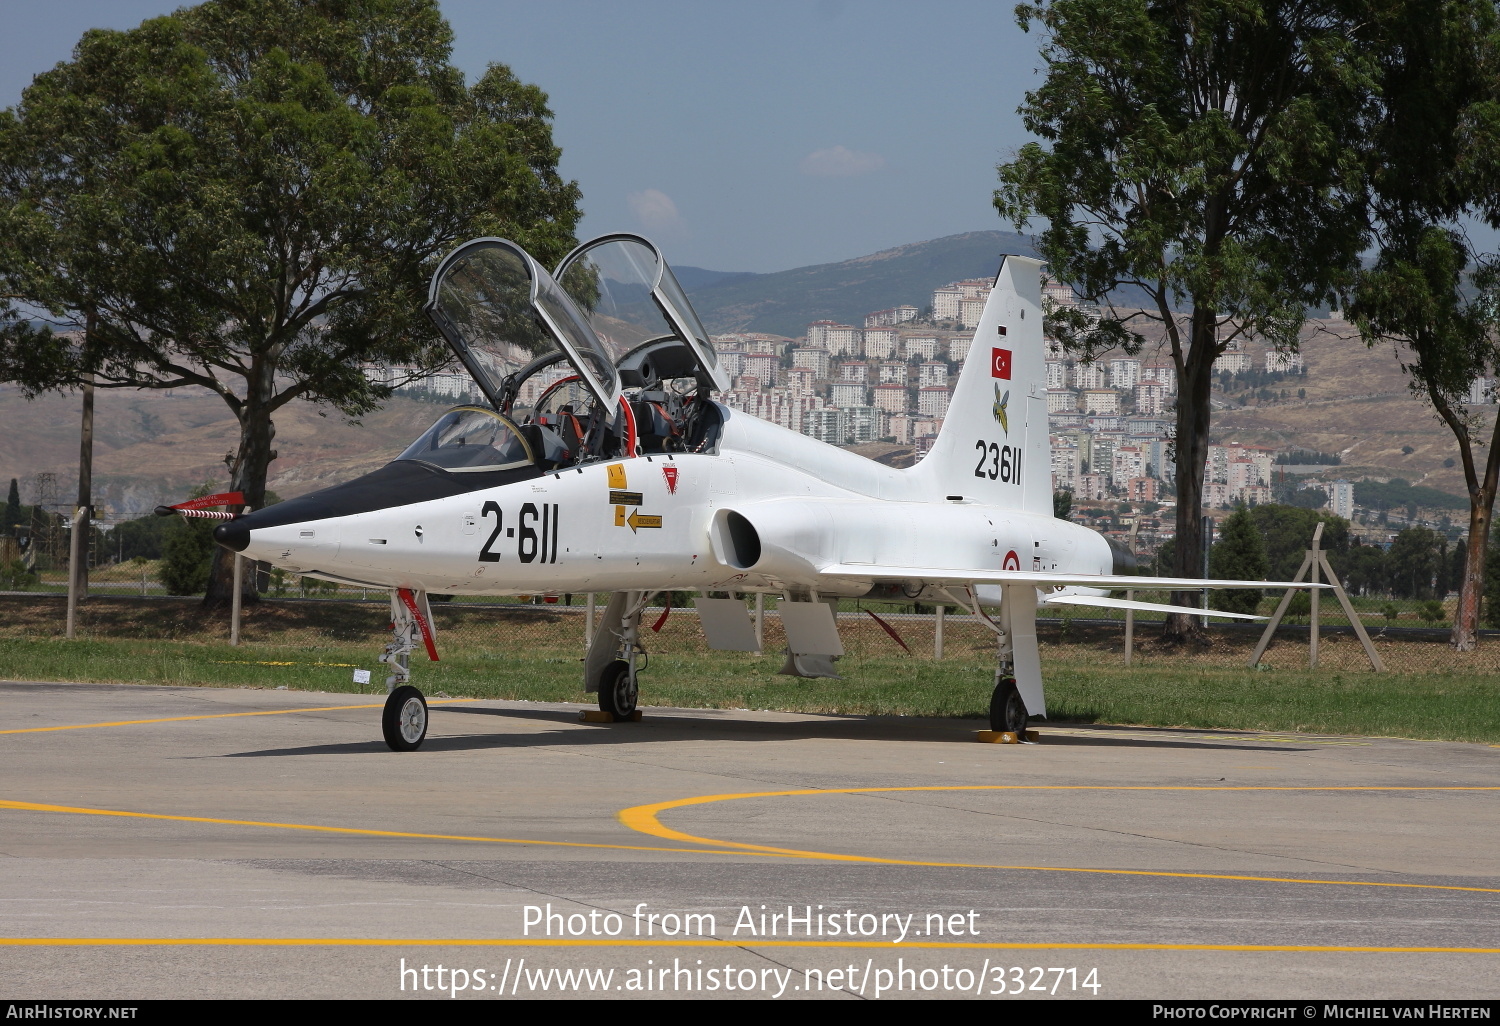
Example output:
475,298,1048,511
214,518,251,552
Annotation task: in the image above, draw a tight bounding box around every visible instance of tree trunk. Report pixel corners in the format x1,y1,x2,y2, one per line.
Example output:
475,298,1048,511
203,362,277,610
1452,499,1490,650
1449,415,1500,650
1162,308,1219,645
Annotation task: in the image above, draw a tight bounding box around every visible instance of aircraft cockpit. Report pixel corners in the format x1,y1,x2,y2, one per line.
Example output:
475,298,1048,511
421,233,728,470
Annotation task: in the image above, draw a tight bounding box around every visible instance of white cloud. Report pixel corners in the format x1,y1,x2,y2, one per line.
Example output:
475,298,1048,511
799,145,885,178
627,188,687,237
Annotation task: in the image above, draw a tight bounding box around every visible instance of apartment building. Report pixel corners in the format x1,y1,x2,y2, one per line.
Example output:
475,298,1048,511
863,326,899,359
791,347,831,379
918,361,948,388
826,324,862,357
917,386,951,418
1082,388,1121,415
1046,388,1079,413
872,384,909,414
1108,358,1142,389
1265,350,1305,373
829,381,868,407
904,336,940,360
1073,362,1108,390
1215,351,1252,374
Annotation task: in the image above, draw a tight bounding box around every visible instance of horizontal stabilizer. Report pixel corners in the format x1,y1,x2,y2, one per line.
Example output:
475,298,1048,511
1040,593,1264,621
818,563,1329,591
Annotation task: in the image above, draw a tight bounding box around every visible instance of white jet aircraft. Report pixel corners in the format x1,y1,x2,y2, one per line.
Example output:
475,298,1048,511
203,234,1299,751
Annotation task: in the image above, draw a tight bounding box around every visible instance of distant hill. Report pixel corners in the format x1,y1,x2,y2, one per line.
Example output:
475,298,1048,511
683,230,1038,337
671,266,759,291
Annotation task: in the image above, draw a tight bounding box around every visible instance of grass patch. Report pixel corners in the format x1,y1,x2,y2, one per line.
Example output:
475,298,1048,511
3,633,1498,744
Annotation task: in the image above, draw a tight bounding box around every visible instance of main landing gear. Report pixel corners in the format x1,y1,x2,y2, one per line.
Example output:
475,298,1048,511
989,676,1027,735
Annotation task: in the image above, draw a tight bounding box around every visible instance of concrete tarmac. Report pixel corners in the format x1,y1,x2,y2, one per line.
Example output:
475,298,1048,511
1,679,1498,1001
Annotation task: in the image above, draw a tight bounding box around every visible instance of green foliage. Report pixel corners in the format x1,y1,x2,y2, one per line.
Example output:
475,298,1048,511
0,0,582,529
1247,505,1350,582
0,559,37,589
110,514,173,561
1353,478,1465,511
1284,485,1329,510
1381,603,1400,623
157,517,216,596
1484,541,1500,628
1419,600,1446,624
1386,526,1443,600
1286,592,1312,618
1208,505,1268,614
1343,539,1390,597
3,478,19,535
1053,489,1073,521
994,0,1376,597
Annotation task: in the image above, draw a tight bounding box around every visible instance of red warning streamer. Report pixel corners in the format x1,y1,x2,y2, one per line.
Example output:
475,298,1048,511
173,492,244,511
863,608,911,654
397,588,440,662
651,593,673,633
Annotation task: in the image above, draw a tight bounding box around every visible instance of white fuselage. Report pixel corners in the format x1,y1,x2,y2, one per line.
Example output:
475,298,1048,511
239,406,1114,599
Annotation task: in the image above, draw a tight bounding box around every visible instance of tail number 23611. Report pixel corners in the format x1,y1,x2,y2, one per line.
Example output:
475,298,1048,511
974,440,1022,483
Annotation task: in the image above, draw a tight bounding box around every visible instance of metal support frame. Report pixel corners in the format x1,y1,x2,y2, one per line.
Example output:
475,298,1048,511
1247,522,1384,671
230,554,243,646
934,603,945,660
1124,589,1135,666
65,505,85,640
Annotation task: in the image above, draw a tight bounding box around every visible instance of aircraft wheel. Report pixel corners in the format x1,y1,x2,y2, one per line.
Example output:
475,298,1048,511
597,659,638,720
988,677,1027,735
383,685,428,751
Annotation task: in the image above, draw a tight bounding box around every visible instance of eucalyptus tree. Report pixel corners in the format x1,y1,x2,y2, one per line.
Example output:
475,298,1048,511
1346,0,1500,650
0,0,581,605
995,0,1377,641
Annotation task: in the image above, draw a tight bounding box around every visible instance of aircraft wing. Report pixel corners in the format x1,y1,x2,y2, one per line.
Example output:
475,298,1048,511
817,563,1328,591
1039,593,1264,620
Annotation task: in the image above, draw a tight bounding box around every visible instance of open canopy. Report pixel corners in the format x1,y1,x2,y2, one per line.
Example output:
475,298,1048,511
424,239,624,410
554,234,729,391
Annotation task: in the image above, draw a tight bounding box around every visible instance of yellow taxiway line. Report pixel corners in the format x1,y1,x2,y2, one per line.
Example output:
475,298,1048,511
0,698,482,735
617,785,1500,895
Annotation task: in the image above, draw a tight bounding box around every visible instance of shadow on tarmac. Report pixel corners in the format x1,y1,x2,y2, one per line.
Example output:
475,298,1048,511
216,705,1315,758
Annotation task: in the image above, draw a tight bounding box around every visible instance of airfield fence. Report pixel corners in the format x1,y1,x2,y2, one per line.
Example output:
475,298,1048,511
5,584,1500,676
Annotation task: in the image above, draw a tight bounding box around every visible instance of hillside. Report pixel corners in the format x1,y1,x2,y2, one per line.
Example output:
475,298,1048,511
0,384,444,519
1101,317,1482,504
685,230,1038,336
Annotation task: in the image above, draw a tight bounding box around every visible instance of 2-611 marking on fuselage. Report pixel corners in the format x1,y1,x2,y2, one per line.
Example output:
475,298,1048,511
973,439,1022,483
479,501,560,563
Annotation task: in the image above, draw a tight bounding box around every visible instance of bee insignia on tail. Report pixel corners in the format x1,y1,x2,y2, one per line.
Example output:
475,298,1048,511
993,385,1010,434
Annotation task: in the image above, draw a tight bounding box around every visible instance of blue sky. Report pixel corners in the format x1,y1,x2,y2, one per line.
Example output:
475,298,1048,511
6,2,1491,273
0,1,1039,273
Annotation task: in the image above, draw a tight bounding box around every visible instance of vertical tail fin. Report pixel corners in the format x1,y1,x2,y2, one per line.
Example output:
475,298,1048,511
907,254,1051,514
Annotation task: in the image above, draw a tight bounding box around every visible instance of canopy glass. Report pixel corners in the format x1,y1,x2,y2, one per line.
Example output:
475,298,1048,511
425,239,624,410
555,234,729,390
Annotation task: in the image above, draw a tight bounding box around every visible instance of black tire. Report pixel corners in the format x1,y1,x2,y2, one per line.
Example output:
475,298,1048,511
988,677,1027,734
382,685,428,751
597,659,638,719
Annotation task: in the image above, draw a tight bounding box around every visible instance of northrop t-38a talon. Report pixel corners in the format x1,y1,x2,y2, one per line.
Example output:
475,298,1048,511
193,233,1312,751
